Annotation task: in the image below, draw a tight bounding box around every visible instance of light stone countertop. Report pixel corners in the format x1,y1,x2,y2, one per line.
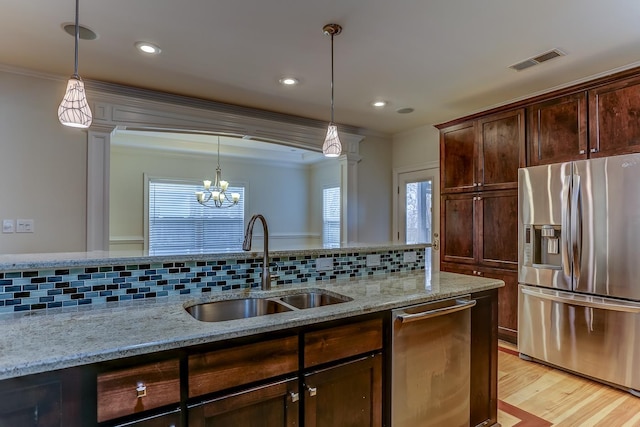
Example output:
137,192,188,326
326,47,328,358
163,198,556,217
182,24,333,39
0,270,503,380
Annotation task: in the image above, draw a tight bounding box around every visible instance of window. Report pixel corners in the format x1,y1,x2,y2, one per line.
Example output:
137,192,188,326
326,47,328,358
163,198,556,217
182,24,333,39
323,186,340,247
405,180,432,244
148,179,245,254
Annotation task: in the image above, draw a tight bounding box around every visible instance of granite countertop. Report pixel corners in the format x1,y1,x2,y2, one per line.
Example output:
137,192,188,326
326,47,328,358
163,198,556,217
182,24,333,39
0,270,503,380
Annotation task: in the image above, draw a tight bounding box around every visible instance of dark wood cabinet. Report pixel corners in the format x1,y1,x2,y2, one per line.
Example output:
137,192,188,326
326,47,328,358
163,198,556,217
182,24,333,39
589,74,640,158
528,92,588,165
477,109,525,190
440,109,524,194
304,354,382,427
441,190,517,271
470,289,498,427
188,378,298,427
477,190,518,270
0,369,86,427
441,120,477,193
112,410,181,426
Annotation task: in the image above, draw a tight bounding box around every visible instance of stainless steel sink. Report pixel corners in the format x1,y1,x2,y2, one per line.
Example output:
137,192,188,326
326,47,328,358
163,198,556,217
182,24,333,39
185,290,352,322
279,291,352,309
185,298,292,322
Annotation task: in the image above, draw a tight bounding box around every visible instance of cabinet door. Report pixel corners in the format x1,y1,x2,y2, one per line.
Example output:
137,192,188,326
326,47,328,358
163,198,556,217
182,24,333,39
477,109,525,190
304,354,382,427
440,120,477,193
477,190,518,270
589,75,640,157
479,269,518,343
0,379,61,427
188,378,298,427
441,193,476,266
469,289,498,427
528,92,588,165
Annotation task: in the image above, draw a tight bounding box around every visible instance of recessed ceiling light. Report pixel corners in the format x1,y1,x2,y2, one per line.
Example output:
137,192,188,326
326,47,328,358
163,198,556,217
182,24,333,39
396,107,414,114
135,41,161,55
279,77,299,86
372,101,387,108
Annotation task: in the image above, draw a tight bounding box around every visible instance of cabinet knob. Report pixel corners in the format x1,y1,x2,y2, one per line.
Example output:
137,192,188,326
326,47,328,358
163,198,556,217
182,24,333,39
579,149,586,154
307,386,317,397
136,382,147,398
591,148,598,153
290,392,300,402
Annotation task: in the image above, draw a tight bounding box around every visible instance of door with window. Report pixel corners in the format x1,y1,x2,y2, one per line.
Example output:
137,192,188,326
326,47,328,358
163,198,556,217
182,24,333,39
397,168,440,269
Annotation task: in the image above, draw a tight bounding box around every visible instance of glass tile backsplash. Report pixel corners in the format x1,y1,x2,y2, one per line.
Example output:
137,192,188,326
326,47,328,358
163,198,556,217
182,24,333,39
0,249,425,313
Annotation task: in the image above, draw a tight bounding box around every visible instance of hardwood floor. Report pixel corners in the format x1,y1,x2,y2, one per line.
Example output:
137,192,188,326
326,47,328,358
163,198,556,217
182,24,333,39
497,342,640,427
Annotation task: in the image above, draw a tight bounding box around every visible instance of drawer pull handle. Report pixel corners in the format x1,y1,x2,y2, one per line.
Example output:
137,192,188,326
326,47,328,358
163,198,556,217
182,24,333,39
307,386,317,397
290,392,299,402
136,382,147,398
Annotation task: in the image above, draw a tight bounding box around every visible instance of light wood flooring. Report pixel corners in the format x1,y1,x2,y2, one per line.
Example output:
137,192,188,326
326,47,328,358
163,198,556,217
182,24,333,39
497,342,640,427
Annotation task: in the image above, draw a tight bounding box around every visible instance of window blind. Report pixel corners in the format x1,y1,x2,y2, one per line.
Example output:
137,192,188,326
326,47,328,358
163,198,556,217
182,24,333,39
323,186,340,247
148,179,245,255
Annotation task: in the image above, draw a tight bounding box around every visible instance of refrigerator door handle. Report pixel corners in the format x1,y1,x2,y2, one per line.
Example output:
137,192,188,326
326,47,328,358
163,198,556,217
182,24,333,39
521,287,640,313
561,175,572,278
571,175,581,282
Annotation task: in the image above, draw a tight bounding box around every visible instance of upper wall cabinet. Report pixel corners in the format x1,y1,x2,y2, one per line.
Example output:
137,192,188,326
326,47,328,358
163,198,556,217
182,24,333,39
440,120,477,193
527,92,588,166
440,109,525,194
589,74,640,158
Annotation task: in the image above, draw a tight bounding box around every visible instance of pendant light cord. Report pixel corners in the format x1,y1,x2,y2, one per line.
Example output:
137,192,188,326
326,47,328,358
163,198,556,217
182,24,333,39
330,32,335,124
73,0,80,77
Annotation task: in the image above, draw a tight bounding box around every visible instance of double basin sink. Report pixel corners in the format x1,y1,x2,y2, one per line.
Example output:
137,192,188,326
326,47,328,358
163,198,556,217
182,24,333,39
185,290,353,322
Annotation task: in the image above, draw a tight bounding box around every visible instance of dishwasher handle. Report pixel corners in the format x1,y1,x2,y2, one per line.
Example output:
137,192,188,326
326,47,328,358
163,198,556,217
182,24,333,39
396,298,476,324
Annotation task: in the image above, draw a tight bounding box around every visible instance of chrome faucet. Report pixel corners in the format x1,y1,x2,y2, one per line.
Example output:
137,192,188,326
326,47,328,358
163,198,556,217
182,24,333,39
242,214,271,290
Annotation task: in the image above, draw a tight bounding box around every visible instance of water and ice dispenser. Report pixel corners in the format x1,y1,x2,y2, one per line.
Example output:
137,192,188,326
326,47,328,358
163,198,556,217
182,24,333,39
522,225,563,270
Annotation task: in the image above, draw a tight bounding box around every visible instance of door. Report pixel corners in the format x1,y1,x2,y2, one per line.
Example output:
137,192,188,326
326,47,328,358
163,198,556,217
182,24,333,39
573,154,640,300
518,162,573,290
398,168,440,268
527,92,588,165
188,378,299,427
304,355,382,427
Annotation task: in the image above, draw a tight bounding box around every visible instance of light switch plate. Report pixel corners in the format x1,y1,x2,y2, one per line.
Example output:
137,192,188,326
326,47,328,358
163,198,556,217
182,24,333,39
2,219,14,233
366,254,381,267
316,257,334,271
16,219,34,233
403,251,417,263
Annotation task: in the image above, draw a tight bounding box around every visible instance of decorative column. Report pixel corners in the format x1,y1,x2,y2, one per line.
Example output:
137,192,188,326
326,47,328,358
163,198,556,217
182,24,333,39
339,142,362,245
86,124,114,251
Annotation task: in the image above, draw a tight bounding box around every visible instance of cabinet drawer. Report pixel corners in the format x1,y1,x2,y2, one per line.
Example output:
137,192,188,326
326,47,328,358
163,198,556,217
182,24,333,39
97,359,180,423
304,318,383,368
188,335,298,398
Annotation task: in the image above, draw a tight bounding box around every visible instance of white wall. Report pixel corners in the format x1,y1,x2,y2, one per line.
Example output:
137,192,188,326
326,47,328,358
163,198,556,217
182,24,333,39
110,144,340,251
358,134,393,243
392,124,440,168
0,70,87,254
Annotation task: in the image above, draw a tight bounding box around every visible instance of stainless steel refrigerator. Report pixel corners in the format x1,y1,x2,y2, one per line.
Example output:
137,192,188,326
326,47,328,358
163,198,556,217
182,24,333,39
518,153,640,396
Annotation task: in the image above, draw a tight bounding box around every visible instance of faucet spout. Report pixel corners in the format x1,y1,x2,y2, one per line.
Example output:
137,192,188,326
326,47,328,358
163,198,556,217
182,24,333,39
243,214,271,290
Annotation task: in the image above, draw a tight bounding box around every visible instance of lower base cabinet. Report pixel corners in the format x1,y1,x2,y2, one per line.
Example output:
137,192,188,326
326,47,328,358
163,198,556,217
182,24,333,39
111,410,181,427
188,378,298,427
304,354,382,427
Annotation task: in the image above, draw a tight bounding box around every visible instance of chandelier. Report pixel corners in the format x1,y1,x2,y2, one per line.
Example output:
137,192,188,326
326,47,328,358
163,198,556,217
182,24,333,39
322,23,342,157
195,136,240,208
58,0,93,128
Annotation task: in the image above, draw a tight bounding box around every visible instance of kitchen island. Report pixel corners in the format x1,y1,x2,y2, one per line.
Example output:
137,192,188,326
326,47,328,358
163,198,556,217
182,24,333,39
0,246,503,426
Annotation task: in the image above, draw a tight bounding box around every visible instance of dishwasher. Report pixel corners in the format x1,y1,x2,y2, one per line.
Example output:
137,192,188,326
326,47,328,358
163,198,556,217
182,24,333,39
392,295,476,427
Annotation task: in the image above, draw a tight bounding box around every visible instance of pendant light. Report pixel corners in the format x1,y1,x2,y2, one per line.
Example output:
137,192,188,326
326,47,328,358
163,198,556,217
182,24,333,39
58,0,93,128
195,136,240,208
322,23,342,158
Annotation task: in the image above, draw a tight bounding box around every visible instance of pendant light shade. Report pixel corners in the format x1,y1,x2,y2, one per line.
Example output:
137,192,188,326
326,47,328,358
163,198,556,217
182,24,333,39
322,23,342,158
59,0,92,129
322,124,341,157
58,75,92,128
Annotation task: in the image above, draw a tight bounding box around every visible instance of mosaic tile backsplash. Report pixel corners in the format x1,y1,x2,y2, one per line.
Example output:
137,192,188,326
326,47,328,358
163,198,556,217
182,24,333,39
0,248,425,314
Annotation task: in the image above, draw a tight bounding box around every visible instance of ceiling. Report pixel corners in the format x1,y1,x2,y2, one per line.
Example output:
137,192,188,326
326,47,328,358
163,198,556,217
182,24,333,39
2,0,640,135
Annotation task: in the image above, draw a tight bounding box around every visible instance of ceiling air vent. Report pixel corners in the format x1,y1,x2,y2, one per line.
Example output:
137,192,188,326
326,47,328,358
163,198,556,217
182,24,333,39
509,49,565,71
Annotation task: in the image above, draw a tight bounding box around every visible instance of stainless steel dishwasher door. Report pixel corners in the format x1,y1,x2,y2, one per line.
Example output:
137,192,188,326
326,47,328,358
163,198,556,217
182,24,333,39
392,296,476,427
